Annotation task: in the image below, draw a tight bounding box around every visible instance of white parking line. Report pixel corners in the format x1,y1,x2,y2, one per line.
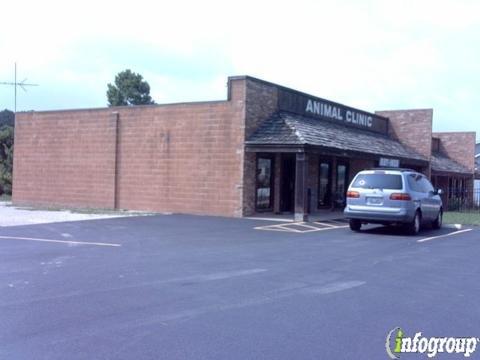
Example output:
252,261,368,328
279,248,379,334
417,229,473,243
245,217,294,223
0,235,121,247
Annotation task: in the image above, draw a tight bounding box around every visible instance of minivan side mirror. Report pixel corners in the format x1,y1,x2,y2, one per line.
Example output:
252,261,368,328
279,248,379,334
435,188,443,195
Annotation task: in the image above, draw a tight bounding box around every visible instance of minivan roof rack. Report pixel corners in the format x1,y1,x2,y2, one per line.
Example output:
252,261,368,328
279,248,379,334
365,167,417,172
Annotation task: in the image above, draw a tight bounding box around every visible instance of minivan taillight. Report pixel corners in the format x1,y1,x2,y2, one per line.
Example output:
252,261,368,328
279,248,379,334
347,191,360,198
390,193,411,201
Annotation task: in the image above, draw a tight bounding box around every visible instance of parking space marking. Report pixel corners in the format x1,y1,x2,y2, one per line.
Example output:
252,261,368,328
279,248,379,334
0,235,121,247
291,223,325,231
275,225,304,233
324,220,349,226
260,226,293,232
315,222,338,228
255,221,348,233
316,225,349,231
261,226,295,232
417,228,473,243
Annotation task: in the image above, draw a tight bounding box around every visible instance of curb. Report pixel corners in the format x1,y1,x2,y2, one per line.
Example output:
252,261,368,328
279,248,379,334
443,224,463,229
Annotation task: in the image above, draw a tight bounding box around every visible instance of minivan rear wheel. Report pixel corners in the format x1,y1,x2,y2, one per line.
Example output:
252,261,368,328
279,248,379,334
349,219,362,232
406,211,421,235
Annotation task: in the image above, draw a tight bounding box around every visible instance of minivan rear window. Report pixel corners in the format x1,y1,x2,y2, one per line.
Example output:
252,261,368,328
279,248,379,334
352,174,403,190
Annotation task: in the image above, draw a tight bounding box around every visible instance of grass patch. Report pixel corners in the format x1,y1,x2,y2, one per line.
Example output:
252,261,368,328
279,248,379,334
443,212,480,226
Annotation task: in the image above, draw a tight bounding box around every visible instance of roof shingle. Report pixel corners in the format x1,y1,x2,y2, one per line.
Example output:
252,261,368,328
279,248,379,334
246,112,427,162
431,153,471,175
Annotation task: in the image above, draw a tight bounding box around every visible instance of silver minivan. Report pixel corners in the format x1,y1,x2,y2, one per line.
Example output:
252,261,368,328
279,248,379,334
344,168,443,234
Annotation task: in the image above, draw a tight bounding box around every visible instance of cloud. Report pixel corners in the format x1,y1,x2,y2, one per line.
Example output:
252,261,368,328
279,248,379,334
0,0,479,139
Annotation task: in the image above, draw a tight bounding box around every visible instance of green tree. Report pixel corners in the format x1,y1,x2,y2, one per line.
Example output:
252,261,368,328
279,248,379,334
0,121,14,195
107,69,155,106
0,109,15,127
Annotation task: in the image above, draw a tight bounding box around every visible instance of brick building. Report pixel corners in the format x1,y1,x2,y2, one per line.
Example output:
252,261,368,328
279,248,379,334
13,76,476,219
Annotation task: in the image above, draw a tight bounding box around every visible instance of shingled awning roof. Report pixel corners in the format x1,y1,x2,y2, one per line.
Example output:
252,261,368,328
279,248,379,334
246,112,427,162
431,153,472,175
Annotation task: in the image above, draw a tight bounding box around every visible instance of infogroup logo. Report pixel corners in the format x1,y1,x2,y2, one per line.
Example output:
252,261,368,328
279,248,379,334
385,327,479,358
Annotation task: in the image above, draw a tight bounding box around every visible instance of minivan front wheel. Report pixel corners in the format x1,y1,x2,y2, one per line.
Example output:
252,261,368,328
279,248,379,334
349,219,362,232
406,211,421,235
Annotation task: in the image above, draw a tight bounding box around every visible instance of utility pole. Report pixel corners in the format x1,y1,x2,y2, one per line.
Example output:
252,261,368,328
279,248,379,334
0,62,38,112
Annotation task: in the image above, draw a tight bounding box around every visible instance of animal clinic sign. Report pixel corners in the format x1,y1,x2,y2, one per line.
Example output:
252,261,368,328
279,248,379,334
278,89,389,134
306,99,373,128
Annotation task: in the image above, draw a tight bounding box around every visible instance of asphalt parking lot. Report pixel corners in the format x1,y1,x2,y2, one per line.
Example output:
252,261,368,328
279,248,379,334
1,214,479,359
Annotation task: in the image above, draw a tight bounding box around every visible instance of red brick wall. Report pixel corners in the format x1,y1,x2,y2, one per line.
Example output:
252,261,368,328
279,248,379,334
375,109,433,177
13,80,248,217
376,108,433,163
433,132,476,173
244,78,278,140
13,110,117,208
116,101,245,216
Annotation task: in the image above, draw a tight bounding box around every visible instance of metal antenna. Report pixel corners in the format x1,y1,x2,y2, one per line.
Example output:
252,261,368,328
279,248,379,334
0,62,39,112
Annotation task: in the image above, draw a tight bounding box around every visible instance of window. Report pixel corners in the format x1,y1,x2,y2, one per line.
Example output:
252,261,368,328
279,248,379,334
353,174,403,190
318,161,331,207
255,155,274,211
335,163,348,207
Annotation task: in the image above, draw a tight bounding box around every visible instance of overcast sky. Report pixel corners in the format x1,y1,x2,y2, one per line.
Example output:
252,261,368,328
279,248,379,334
1,0,479,139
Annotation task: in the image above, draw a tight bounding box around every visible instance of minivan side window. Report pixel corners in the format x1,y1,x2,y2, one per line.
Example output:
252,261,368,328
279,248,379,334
407,174,423,193
408,174,434,193
420,177,434,193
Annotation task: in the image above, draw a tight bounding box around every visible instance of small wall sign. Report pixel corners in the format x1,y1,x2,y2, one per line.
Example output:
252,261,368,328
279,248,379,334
379,158,400,168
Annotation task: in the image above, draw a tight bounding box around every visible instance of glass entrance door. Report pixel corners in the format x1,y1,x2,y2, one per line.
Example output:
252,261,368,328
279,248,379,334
335,161,349,208
255,155,274,211
318,160,331,207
